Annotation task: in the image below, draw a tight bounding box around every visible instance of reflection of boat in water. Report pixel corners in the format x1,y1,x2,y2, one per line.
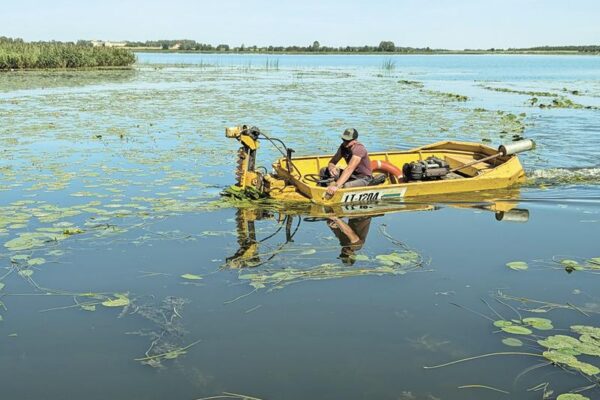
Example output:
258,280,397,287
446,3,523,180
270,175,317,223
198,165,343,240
224,125,534,205
225,195,529,269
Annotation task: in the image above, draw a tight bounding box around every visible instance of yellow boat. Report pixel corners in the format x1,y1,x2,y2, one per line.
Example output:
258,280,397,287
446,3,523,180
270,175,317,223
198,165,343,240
225,125,533,205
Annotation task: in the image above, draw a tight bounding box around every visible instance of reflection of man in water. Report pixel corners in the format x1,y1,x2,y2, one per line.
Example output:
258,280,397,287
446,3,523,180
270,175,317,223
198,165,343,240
327,216,372,265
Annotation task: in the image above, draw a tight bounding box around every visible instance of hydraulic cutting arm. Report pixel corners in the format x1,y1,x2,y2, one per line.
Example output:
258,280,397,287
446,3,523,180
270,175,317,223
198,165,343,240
225,125,261,190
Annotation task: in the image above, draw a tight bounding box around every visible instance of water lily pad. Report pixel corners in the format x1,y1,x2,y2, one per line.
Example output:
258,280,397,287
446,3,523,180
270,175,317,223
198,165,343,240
501,325,532,335
27,258,46,266
579,334,600,347
538,335,581,350
570,360,600,376
557,394,590,400
574,342,600,356
560,259,583,270
502,338,523,347
523,317,554,330
101,294,130,307
493,320,513,328
506,261,528,271
5,232,67,251
571,325,600,339
589,257,600,265
80,304,96,312
18,269,34,278
181,273,203,280
543,350,578,365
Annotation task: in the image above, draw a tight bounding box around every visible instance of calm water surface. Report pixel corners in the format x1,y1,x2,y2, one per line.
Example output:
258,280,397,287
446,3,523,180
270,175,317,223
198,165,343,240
0,54,599,399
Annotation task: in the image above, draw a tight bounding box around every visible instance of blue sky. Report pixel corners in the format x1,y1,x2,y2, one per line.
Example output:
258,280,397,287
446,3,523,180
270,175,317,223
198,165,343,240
1,0,598,49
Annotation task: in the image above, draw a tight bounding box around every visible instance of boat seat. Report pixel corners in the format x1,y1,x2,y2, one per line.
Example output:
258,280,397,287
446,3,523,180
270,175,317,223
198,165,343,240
444,154,492,176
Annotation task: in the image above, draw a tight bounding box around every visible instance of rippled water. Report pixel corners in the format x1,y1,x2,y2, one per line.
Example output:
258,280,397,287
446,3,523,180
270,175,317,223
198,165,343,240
0,54,599,400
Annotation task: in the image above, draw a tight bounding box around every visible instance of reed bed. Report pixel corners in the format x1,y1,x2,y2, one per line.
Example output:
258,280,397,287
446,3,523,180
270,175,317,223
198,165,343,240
0,41,136,70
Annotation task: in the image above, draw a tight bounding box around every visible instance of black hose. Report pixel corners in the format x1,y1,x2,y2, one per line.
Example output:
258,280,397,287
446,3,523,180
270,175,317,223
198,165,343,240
258,132,302,178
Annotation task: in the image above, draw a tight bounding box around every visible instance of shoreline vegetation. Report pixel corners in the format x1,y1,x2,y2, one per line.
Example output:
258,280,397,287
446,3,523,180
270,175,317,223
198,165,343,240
1,37,598,70
0,37,136,70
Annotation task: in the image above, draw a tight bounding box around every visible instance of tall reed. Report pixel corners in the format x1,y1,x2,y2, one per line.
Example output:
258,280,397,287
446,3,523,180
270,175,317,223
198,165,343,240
0,41,136,70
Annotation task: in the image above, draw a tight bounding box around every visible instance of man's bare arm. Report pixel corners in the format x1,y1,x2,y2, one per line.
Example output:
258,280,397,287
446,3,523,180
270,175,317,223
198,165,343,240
335,155,361,187
328,217,360,243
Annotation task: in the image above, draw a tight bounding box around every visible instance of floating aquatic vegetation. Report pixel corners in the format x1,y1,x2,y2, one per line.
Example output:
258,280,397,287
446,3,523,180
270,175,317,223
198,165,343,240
480,85,557,97
233,224,425,292
506,261,528,271
101,293,131,308
529,96,600,110
432,295,600,398
501,325,533,335
397,79,424,88
531,256,600,274
221,185,268,201
502,338,523,347
523,317,554,330
557,394,590,400
237,256,421,291
424,90,468,102
181,274,203,280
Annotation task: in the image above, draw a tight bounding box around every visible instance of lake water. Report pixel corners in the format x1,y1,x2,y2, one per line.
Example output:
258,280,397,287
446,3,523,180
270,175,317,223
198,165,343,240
1,53,599,400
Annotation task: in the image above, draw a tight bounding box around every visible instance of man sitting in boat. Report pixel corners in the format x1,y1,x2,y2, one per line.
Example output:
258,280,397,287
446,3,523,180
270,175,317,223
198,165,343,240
321,128,373,196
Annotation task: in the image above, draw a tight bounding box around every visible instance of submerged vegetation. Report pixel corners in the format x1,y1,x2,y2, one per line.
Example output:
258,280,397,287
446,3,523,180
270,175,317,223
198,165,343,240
0,37,136,70
431,292,600,398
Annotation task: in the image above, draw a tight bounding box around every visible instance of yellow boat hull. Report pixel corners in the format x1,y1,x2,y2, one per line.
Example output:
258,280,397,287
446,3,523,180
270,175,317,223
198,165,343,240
268,141,526,205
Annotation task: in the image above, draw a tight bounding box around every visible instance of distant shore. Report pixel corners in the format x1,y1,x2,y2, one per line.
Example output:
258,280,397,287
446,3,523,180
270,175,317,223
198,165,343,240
130,48,599,56
1,37,598,71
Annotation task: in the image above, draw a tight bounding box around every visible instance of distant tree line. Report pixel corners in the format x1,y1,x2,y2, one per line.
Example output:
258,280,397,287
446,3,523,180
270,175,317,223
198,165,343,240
124,40,599,54
126,39,438,53
508,45,600,52
0,37,136,70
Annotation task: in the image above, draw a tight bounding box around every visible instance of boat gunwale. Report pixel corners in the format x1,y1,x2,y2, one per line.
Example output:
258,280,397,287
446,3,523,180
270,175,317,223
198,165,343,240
278,140,502,163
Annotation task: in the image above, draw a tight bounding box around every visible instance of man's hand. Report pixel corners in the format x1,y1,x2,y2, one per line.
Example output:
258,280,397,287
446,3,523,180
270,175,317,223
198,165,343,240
326,184,339,196
328,165,340,178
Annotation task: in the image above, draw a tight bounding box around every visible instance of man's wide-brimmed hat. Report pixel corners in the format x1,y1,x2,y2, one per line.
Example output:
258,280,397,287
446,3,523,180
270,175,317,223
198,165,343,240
341,128,358,141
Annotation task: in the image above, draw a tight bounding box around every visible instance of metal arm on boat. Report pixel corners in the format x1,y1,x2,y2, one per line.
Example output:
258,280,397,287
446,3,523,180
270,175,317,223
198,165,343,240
450,139,534,174
225,124,300,193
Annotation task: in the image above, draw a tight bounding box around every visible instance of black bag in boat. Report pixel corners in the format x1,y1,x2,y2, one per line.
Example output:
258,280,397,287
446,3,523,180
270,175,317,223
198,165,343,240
402,156,450,181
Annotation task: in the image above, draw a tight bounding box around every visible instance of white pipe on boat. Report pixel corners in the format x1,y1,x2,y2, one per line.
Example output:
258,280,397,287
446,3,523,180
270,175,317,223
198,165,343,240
498,139,535,156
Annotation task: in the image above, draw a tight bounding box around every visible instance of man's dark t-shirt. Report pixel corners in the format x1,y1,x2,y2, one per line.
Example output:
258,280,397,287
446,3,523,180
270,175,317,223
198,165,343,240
330,142,372,178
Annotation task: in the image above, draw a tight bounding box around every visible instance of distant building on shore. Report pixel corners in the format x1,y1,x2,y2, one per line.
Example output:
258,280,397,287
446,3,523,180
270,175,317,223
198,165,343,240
91,40,127,48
